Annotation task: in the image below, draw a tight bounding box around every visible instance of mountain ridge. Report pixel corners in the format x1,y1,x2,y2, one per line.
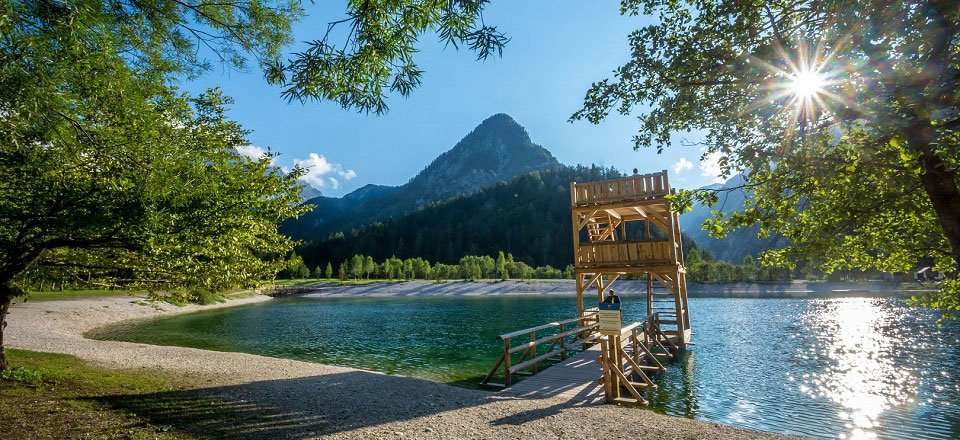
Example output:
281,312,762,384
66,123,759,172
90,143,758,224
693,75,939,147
680,174,787,262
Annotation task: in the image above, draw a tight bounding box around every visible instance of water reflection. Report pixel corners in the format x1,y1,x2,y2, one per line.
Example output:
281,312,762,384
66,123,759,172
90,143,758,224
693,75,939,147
646,350,699,418
799,298,916,439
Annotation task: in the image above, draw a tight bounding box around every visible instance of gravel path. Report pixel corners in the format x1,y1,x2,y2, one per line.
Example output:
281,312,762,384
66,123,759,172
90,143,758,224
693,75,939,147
6,293,798,439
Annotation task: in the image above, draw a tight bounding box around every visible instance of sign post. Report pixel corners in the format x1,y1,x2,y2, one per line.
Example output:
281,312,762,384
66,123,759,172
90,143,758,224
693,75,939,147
598,302,622,335
598,301,623,402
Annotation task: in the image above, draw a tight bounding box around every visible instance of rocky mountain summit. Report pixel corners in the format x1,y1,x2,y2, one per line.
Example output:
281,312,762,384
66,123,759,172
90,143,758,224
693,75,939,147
402,113,559,204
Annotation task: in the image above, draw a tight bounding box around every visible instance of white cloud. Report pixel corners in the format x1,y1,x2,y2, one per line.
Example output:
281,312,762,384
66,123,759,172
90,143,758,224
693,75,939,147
234,145,273,163
338,169,357,180
293,153,356,189
699,152,726,184
672,157,693,174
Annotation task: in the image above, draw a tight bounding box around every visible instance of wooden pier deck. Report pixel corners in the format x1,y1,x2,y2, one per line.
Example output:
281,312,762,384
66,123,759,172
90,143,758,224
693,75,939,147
500,346,604,404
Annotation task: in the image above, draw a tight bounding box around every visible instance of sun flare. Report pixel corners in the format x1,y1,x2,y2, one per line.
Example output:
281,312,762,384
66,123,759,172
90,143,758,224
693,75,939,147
789,69,825,100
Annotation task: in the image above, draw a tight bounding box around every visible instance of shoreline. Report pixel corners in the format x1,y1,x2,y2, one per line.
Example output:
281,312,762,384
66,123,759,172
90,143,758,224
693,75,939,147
8,291,796,439
286,278,931,299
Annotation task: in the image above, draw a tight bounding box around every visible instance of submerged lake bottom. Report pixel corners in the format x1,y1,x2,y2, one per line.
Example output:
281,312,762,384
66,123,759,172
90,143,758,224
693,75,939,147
89,294,960,439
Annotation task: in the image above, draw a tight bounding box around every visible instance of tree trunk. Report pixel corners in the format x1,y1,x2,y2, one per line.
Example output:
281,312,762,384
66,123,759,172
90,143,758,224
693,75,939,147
917,153,960,274
909,124,960,274
0,281,12,371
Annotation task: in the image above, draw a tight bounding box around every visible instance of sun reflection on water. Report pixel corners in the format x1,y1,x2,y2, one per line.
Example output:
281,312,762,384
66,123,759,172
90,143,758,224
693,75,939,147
799,298,919,440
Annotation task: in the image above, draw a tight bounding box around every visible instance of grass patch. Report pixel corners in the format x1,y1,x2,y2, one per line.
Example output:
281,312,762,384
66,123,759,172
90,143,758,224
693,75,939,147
0,349,277,439
4,350,175,393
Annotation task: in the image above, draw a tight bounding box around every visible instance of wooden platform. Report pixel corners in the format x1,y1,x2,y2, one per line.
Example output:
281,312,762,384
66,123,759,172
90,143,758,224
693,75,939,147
500,346,604,404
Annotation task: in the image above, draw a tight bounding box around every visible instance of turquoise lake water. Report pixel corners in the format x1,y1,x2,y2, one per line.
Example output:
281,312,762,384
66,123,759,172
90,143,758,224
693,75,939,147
89,295,960,439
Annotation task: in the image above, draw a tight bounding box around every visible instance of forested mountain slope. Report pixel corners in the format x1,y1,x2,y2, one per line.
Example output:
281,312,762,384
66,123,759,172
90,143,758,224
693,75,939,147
297,166,623,268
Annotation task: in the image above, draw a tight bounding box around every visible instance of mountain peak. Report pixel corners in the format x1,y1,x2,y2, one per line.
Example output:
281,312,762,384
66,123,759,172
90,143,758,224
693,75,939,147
465,113,530,144
479,112,520,126
342,183,399,202
404,114,560,202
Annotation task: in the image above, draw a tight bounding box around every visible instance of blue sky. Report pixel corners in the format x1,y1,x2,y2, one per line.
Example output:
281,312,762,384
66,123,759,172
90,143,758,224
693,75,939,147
182,1,723,196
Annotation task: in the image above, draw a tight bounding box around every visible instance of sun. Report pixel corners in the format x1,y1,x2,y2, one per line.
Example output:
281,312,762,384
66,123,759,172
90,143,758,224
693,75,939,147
789,69,825,100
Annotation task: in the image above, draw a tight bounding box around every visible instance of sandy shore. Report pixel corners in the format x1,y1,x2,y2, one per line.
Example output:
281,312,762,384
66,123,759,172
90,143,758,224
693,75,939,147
6,292,795,439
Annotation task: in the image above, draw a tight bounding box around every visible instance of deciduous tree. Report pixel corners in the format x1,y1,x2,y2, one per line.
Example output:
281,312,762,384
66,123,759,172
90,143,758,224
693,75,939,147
573,0,960,314
0,0,312,370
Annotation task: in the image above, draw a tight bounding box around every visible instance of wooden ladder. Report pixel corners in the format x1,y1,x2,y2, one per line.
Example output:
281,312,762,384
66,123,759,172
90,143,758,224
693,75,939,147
645,273,689,348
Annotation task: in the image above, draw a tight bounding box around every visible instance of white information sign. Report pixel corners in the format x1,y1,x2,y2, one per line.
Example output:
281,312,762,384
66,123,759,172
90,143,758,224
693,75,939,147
598,302,622,335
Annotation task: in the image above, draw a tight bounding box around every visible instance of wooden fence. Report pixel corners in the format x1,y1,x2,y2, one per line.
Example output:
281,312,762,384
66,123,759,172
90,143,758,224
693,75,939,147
480,312,599,387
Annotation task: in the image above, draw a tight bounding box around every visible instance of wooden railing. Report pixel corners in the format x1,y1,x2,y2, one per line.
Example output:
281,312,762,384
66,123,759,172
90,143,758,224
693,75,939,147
575,240,676,267
571,171,670,206
599,313,675,405
480,312,599,388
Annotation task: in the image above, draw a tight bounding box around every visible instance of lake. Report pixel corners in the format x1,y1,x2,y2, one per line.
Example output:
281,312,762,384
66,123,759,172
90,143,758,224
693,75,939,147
89,295,960,439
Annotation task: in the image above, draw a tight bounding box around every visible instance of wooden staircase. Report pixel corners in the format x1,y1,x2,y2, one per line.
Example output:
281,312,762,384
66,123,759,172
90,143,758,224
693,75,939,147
586,217,620,242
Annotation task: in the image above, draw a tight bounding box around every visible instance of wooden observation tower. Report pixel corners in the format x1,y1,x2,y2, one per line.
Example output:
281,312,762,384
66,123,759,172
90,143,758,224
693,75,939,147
570,170,692,347
480,170,690,404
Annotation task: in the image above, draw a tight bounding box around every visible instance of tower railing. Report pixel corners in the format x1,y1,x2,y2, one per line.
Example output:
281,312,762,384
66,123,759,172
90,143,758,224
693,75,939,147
571,171,670,206
575,240,677,267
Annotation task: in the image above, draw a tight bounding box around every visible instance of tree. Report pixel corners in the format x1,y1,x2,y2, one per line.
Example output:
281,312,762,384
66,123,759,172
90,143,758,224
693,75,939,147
459,256,482,280
0,0,314,372
496,251,509,280
351,255,365,280
0,85,307,369
324,262,334,279
312,266,323,279
338,262,348,281
292,261,310,280
363,256,375,279
573,0,960,314
384,256,402,280
281,254,309,279
479,255,495,279
687,249,703,267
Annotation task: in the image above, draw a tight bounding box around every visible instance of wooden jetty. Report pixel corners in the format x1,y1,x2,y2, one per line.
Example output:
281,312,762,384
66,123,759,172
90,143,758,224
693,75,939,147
481,170,691,405
501,345,605,404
